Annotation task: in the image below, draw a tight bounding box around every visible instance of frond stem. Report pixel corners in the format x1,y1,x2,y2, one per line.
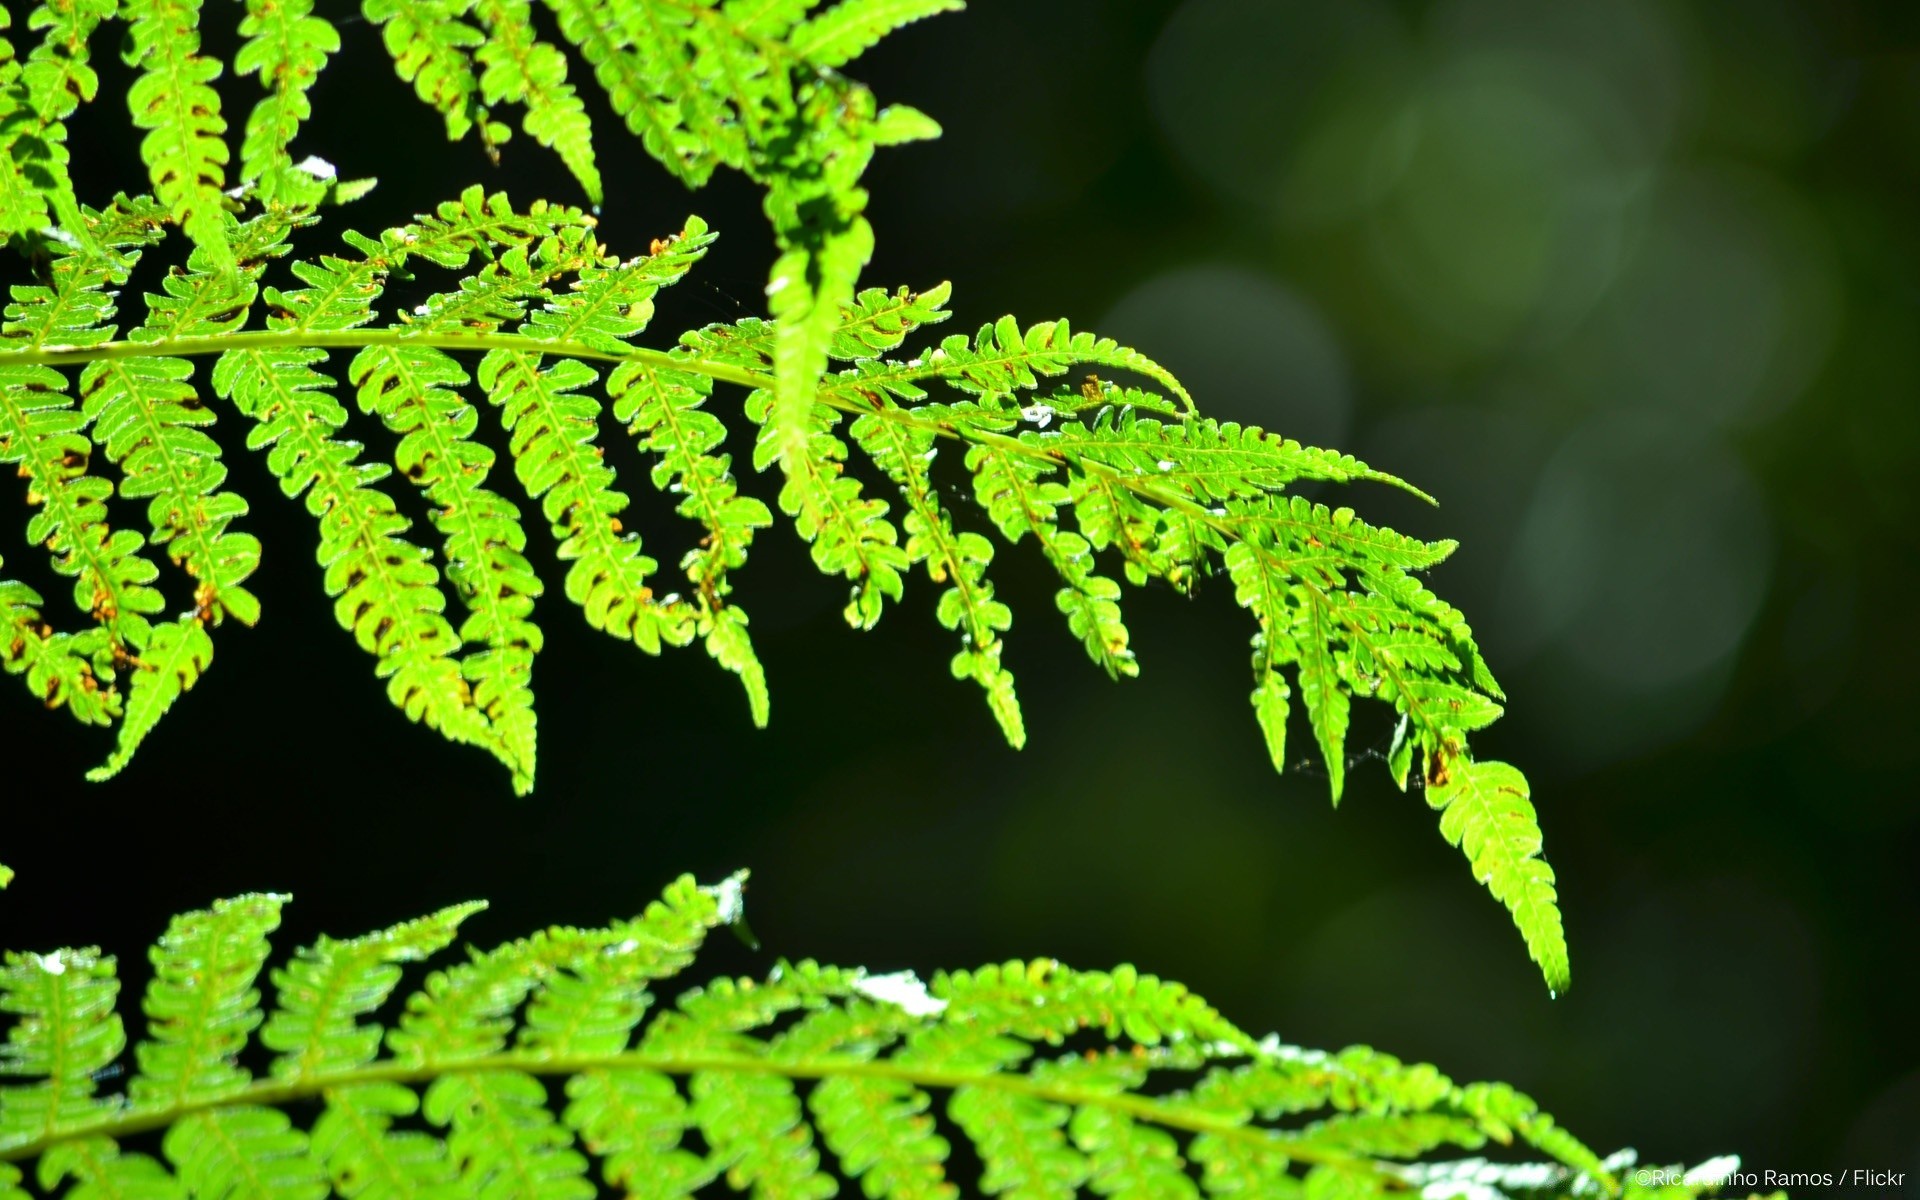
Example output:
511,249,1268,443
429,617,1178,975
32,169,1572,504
0,1048,1402,1177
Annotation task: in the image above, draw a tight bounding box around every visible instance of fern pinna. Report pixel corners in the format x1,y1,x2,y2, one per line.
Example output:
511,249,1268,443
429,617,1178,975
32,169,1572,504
0,874,1746,1200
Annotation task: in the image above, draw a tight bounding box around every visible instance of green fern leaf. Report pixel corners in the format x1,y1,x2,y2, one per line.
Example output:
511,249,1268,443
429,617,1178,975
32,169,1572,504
750,384,908,629
0,879,1731,1196
84,615,211,782
1293,587,1351,804
166,1105,328,1199
611,348,774,724
966,441,1136,680
854,403,1022,745
128,892,285,1109
263,902,486,1081
0,947,123,1143
36,1137,180,1200
790,0,965,69
0,573,120,726
234,0,340,203
1425,760,1570,996
0,0,112,244
470,0,600,204
81,225,272,628
363,0,501,147
0,236,171,661
427,1071,593,1200
121,0,230,264
310,1080,460,1197
348,333,543,791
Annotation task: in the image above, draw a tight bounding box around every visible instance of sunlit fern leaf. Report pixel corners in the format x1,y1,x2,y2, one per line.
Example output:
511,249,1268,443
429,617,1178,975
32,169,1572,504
263,903,487,1082
1424,760,1570,996
311,1080,461,1196
428,1070,594,1199
789,0,965,68
120,0,230,267
0,222,168,661
966,439,1137,681
0,0,113,245
84,615,212,781
611,352,773,724
872,315,1195,413
748,384,908,630
36,1136,177,1199
483,219,744,703
0,573,120,726
128,893,285,1110
234,0,340,205
1,178,1558,983
82,224,276,629
0,877,1743,1197
170,1104,328,1199
209,197,570,786
363,0,500,147
1293,586,1351,803
853,402,1022,746
470,0,600,205
0,947,123,1142
348,332,543,792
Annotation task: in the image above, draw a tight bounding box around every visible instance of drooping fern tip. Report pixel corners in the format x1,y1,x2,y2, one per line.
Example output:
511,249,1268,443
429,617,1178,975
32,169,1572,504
0,873,1749,1199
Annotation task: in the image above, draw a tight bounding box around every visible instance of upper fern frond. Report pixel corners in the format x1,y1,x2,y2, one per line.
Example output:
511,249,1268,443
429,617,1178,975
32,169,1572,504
0,879,1745,1199
1,184,1565,986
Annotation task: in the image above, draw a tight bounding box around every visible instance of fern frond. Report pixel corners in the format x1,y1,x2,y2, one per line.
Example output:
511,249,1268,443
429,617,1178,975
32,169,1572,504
82,220,281,630
481,218,755,709
234,0,340,203
84,614,211,781
349,330,544,790
0,946,123,1143
1,178,1556,984
1425,760,1569,996
0,879,1724,1198
129,892,285,1109
750,383,908,629
120,0,230,264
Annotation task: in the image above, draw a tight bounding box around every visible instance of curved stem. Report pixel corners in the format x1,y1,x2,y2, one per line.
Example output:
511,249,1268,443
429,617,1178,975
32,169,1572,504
0,1047,1382,1176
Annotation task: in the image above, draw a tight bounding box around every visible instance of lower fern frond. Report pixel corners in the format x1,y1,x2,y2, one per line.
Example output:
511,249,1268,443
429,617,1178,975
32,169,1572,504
0,877,1748,1200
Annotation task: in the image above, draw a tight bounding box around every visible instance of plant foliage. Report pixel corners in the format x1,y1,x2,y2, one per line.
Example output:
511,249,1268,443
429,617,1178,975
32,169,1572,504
0,874,1755,1200
0,0,1569,991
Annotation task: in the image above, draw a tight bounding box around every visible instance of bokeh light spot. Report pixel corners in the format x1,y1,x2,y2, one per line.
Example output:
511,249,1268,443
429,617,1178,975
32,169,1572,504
1147,0,1409,209
1502,412,1773,690
1100,265,1351,447
1362,52,1642,355
1567,166,1841,428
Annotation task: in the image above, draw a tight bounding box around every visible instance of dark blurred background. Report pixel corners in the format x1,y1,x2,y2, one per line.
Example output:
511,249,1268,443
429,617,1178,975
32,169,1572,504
6,0,1918,1182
